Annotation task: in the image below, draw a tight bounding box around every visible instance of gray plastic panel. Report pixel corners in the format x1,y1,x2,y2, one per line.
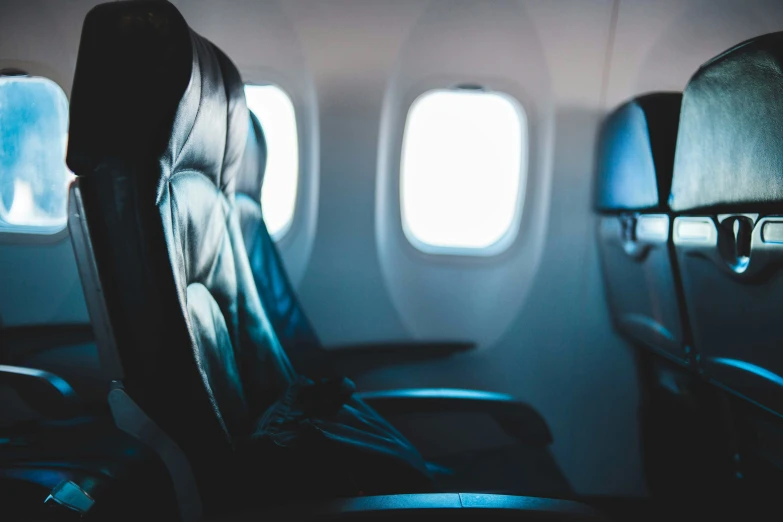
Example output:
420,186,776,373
597,214,688,363
67,181,123,381
673,214,783,416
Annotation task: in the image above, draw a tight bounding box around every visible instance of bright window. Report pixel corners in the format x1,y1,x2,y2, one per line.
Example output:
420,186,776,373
400,88,526,254
0,75,72,233
244,84,299,238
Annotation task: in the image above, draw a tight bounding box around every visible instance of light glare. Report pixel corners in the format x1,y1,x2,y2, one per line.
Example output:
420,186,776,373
244,84,299,238
0,76,71,231
400,89,525,252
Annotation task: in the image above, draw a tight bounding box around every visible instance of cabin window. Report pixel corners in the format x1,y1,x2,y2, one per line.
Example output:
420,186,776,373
0,75,71,233
400,88,526,255
244,84,299,239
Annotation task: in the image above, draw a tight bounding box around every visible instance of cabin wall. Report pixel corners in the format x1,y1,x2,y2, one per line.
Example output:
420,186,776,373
1,0,782,496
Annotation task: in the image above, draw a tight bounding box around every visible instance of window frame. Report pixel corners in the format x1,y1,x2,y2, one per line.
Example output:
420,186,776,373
398,85,529,257
0,69,72,244
243,81,301,242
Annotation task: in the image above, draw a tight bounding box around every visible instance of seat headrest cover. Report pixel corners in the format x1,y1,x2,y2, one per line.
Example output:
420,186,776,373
66,0,249,199
235,111,268,202
670,31,783,212
595,92,682,212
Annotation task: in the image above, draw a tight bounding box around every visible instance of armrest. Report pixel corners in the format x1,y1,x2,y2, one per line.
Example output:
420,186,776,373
328,341,476,378
0,364,81,420
221,494,606,521
357,388,552,446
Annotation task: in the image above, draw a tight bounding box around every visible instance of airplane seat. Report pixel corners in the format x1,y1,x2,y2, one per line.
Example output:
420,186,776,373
67,0,326,510
595,92,688,364
58,1,596,519
670,31,783,418
235,109,570,499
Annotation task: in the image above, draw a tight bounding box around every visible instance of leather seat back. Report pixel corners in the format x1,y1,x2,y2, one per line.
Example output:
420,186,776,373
234,118,328,377
66,0,295,498
670,31,783,415
595,93,687,363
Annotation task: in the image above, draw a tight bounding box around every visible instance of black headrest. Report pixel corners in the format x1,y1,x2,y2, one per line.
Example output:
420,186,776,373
67,0,249,198
670,32,783,213
595,92,682,212
235,111,268,202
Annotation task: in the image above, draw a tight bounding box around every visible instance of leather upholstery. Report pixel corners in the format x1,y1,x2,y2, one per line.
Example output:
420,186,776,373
670,31,783,212
65,1,442,510
595,93,682,212
67,0,297,501
235,116,329,378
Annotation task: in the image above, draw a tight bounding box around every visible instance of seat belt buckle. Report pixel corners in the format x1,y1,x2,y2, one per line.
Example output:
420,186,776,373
44,480,95,517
